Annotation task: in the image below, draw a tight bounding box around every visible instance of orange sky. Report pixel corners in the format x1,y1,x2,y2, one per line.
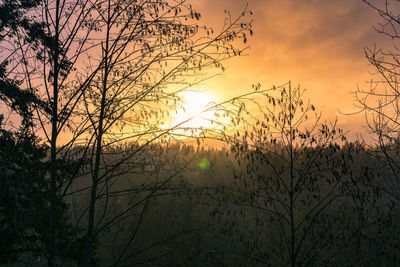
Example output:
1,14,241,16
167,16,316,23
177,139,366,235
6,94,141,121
3,0,395,144
190,0,398,140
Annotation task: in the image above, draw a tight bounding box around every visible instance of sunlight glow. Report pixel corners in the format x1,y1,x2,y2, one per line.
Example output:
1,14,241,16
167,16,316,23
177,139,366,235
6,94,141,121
171,91,217,132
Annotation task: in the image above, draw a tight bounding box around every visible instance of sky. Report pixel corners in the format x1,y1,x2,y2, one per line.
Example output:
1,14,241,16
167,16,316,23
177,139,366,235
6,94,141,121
190,0,397,139
2,0,394,143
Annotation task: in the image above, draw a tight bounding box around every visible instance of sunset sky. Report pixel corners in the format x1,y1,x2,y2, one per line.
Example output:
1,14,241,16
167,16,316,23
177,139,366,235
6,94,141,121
190,0,396,139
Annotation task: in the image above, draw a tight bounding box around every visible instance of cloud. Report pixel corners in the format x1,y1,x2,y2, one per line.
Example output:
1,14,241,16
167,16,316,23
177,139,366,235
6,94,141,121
192,0,397,136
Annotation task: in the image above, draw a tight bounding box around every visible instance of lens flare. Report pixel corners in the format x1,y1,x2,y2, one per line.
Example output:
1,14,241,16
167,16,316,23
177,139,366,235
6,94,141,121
199,158,210,169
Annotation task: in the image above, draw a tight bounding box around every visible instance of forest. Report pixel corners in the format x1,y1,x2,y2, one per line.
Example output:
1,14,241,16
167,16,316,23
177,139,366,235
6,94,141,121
1,0,400,266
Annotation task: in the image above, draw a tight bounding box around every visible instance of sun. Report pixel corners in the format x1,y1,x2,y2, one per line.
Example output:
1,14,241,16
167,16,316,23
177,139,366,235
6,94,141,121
170,91,217,133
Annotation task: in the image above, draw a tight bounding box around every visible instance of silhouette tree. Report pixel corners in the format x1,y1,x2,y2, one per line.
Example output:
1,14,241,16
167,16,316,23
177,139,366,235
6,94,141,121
210,82,353,266
353,1,400,264
356,0,400,202
0,0,50,127
0,1,87,265
78,1,252,264
1,0,253,265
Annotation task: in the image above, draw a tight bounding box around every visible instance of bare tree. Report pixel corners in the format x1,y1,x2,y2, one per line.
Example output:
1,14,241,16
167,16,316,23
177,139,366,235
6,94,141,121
208,82,351,266
2,0,253,265
352,1,400,264
356,0,400,203
77,1,252,266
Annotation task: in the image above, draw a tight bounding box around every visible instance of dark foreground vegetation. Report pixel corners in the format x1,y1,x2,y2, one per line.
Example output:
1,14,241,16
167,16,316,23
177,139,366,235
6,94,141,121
2,137,400,266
